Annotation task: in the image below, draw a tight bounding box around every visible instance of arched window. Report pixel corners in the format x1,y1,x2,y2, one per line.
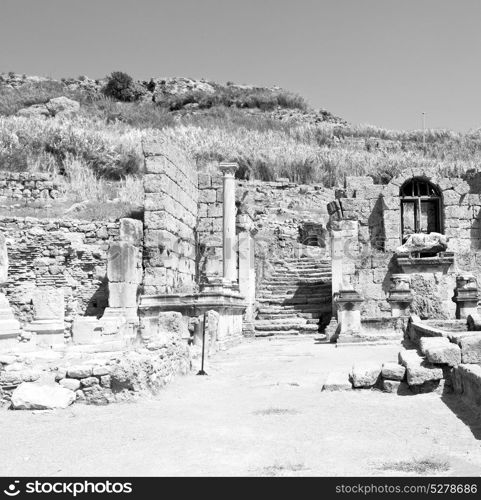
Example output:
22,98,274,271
400,178,442,242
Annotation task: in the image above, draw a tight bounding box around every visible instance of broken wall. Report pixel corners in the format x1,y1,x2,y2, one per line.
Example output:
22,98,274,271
142,136,199,295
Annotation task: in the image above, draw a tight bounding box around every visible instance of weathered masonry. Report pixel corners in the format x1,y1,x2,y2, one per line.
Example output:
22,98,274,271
328,167,481,344
0,134,260,407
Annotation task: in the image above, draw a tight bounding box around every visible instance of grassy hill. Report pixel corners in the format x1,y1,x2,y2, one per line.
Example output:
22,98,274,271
1,71,480,219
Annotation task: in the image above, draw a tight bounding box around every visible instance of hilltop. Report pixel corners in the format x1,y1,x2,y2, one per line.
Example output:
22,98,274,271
0,71,481,220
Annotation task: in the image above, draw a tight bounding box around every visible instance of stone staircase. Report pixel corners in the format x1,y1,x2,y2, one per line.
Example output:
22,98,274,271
254,256,332,336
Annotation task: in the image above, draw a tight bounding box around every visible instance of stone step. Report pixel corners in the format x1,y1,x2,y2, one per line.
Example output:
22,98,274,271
257,296,332,305
260,280,332,290
257,292,332,301
255,330,301,337
255,319,307,331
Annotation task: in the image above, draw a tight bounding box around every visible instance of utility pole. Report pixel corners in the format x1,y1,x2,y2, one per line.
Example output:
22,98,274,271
422,112,426,155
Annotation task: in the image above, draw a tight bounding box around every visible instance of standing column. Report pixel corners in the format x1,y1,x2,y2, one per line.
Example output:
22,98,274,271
220,162,238,285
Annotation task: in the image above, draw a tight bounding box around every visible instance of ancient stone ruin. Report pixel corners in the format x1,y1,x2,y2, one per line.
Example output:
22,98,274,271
2,141,481,412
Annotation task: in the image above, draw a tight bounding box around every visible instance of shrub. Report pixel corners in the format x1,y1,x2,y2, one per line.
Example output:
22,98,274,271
103,71,141,102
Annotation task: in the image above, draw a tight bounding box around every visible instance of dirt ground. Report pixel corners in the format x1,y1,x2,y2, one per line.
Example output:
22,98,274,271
1,336,481,477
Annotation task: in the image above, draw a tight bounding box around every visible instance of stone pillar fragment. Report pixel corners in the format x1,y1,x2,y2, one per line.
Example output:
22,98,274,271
334,289,363,343
237,215,256,336
453,274,479,319
388,274,413,317
220,162,238,285
25,287,65,345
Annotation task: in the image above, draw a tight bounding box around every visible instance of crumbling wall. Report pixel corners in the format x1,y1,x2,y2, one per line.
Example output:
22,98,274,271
0,216,120,329
0,172,60,202
335,170,481,319
142,136,199,295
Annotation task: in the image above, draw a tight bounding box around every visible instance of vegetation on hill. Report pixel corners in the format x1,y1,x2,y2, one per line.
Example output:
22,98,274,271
0,71,481,219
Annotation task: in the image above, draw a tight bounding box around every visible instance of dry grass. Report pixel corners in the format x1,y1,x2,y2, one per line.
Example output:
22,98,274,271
376,458,450,475
254,408,300,416
2,78,481,190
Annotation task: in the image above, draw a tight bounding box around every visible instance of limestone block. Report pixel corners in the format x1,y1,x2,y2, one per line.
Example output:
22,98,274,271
108,282,138,308
59,378,81,391
158,311,188,339
67,365,93,379
459,333,481,363
425,344,461,367
0,232,8,284
419,336,450,354
11,382,75,410
107,243,138,283
398,349,423,367
120,218,143,246
406,363,443,385
322,372,352,391
453,364,481,405
71,317,103,345
442,189,461,206
351,363,381,388
381,362,406,381
382,379,410,394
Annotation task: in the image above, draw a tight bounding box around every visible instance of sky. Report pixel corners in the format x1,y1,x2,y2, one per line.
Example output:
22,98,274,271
1,0,480,131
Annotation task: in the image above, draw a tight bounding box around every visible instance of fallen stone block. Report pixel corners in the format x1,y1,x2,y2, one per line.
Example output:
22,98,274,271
453,364,481,406
382,379,410,394
381,362,406,381
398,349,423,367
351,363,381,388
419,336,450,354
458,334,481,363
322,372,352,391
406,363,444,386
11,382,75,410
410,378,447,395
59,378,81,391
80,377,99,388
67,365,93,379
424,343,461,367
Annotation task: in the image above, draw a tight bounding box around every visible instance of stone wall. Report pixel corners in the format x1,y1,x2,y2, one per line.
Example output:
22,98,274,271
0,172,60,201
198,172,223,283
237,179,334,284
334,170,481,320
142,136,199,295
0,217,120,330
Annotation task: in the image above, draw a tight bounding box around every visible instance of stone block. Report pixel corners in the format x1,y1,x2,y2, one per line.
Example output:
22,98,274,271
80,376,99,387
67,365,93,379
11,382,75,410
71,317,104,345
459,333,481,363
382,379,410,394
322,372,352,391
453,364,481,405
158,311,188,339
381,362,406,381
351,363,381,388
108,282,138,308
424,343,461,367
406,363,443,385
107,243,139,283
398,349,423,367
59,378,81,391
120,218,143,246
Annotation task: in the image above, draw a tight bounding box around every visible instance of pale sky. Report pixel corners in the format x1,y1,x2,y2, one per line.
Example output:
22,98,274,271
1,0,480,131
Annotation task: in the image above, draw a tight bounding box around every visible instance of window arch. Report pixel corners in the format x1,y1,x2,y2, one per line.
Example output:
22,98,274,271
400,178,442,242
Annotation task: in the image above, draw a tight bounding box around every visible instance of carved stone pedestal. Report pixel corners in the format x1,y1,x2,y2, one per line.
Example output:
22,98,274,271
388,274,413,317
453,274,479,319
0,292,21,345
25,288,64,346
334,289,363,343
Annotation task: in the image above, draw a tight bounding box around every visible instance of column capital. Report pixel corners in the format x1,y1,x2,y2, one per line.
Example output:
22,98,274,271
219,162,239,176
